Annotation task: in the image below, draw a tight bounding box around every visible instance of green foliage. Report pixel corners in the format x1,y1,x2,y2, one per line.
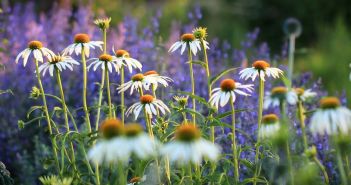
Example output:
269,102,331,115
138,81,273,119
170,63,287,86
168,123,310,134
297,18,351,105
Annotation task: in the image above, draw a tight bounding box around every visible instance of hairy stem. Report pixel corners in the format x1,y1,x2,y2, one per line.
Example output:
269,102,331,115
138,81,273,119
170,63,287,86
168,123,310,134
120,67,125,125
187,46,196,125
230,95,239,183
105,62,113,117
81,47,91,132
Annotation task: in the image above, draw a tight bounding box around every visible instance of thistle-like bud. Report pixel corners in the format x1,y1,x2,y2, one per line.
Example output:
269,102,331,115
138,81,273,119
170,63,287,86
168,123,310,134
30,86,41,99
94,17,112,30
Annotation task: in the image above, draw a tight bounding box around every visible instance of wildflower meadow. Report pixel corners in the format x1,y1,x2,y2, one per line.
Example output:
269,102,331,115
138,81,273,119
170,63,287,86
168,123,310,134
1,1,351,185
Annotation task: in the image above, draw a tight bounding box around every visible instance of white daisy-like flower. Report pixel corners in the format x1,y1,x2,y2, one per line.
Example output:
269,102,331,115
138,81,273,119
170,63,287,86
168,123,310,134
239,60,284,81
63,33,103,58
143,70,173,89
15,40,54,67
169,33,207,56
309,97,351,136
87,54,123,73
209,79,254,109
294,88,317,102
121,123,159,159
117,73,170,95
259,114,281,139
113,49,142,73
88,119,129,164
161,124,221,165
126,94,170,120
192,27,208,41
263,86,298,109
38,54,80,76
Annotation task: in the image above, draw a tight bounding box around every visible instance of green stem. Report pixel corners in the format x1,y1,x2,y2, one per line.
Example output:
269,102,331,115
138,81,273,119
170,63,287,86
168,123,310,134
105,62,113,117
187,46,196,125
95,72,105,130
297,100,308,150
287,35,295,81
117,163,125,185
81,47,91,132
230,95,239,183
121,67,125,125
95,163,101,185
55,67,78,174
336,144,348,185
34,60,60,174
253,78,264,184
187,164,193,185
313,157,329,184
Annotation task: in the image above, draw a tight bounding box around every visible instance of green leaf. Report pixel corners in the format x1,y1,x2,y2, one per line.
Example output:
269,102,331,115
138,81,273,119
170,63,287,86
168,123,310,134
281,75,291,88
209,67,239,87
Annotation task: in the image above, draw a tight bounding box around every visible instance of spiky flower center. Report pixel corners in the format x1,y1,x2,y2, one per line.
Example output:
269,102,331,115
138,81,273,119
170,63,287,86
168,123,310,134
115,49,130,58
74,33,90,43
295,88,305,96
140,94,154,104
181,33,195,42
271,86,287,99
320,97,340,109
175,124,201,142
252,60,270,70
28,41,43,50
262,114,279,124
100,119,123,139
99,54,113,62
192,27,208,40
49,55,64,64
132,73,144,81
129,177,141,183
124,123,143,137
220,79,236,91
144,70,158,76
174,96,188,107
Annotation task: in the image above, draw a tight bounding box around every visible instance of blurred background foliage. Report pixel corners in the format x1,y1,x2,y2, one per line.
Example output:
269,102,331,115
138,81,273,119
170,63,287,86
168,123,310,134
5,0,349,101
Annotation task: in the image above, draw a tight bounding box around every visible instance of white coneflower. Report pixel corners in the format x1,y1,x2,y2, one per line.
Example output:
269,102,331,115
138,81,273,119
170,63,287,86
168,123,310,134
309,97,351,136
63,33,103,57
126,94,170,120
38,54,80,76
144,70,173,89
88,119,128,164
117,73,169,95
239,60,283,81
121,123,158,159
87,54,122,73
169,33,206,56
161,124,220,165
263,86,298,109
113,49,142,73
209,79,254,109
259,114,281,139
15,40,54,67
294,88,317,102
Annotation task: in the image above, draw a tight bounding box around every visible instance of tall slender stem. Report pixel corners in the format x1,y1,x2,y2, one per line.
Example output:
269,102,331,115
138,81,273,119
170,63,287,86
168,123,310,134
201,39,215,144
95,163,101,185
55,67,78,173
187,46,196,125
336,144,348,185
81,47,91,132
287,35,295,81
230,95,239,183
120,67,125,125
313,157,329,184
35,60,60,174
104,62,113,117
297,100,308,150
95,28,107,129
253,78,264,184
